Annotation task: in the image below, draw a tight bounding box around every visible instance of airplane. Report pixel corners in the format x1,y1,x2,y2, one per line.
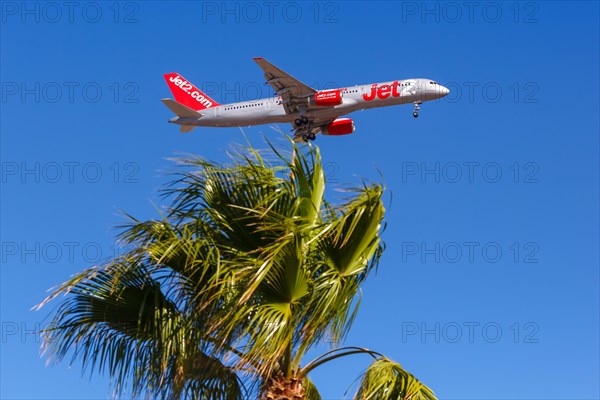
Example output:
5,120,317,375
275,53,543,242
162,57,450,142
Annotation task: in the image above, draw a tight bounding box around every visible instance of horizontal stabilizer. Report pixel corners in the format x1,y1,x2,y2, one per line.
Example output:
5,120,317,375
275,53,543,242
162,98,202,118
180,125,196,133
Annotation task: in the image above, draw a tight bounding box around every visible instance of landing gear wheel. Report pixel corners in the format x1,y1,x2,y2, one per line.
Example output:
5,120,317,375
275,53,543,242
295,118,303,127
302,134,309,142
301,116,309,125
308,132,316,141
412,101,421,119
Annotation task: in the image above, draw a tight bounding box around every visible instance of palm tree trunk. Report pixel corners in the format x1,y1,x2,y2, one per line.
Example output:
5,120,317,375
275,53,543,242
262,371,305,400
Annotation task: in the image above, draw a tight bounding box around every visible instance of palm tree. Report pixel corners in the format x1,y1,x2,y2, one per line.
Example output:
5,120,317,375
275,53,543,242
37,139,436,399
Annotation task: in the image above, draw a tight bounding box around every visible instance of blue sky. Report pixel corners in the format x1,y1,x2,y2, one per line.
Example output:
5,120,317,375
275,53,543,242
1,1,598,398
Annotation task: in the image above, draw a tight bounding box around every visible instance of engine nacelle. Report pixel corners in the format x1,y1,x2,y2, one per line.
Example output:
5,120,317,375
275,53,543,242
309,89,342,107
321,118,355,136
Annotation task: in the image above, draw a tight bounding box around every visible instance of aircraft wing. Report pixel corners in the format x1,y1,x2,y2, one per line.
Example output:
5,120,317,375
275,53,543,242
253,57,317,115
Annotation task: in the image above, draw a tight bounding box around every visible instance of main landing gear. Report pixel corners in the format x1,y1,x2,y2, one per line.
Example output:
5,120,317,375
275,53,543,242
294,115,316,142
295,116,309,127
301,121,316,142
413,101,422,118
302,132,316,142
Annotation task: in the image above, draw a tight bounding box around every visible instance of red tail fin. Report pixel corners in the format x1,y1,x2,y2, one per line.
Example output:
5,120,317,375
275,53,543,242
163,72,220,110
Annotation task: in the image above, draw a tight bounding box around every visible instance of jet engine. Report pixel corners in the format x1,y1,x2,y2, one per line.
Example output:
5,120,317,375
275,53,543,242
308,89,343,107
321,118,355,136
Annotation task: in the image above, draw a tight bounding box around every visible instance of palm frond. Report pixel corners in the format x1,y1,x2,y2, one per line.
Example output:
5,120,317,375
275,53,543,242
38,257,244,398
303,376,322,400
353,358,437,400
294,183,386,355
37,137,436,399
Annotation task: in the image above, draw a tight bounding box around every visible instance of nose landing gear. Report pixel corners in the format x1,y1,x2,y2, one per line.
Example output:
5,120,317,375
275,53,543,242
413,101,422,118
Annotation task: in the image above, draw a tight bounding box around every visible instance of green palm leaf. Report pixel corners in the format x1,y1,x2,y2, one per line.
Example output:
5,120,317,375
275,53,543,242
353,358,436,400
37,138,435,399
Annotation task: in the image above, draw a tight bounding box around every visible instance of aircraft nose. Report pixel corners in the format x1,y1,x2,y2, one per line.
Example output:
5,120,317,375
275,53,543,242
440,85,450,97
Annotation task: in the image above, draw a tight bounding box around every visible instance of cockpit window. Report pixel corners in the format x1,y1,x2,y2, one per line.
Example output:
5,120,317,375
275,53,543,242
430,81,438,85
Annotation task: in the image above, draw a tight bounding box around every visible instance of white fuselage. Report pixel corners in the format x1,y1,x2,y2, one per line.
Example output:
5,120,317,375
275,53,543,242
170,78,449,128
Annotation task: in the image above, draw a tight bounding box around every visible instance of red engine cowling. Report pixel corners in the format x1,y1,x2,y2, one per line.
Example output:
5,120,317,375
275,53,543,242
310,89,342,107
321,118,355,136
